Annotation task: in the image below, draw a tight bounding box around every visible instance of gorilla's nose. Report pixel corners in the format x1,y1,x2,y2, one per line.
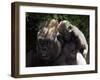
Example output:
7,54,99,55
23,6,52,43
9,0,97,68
41,47,47,51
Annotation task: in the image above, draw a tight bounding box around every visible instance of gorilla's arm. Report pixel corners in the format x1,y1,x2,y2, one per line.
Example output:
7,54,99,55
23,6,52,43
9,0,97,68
71,26,88,58
58,20,88,58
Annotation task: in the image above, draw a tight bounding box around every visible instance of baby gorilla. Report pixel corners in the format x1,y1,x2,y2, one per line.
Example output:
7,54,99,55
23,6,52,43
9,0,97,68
58,20,88,64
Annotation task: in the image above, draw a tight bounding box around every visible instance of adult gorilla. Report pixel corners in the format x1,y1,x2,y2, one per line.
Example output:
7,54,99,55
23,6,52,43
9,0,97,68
27,19,62,66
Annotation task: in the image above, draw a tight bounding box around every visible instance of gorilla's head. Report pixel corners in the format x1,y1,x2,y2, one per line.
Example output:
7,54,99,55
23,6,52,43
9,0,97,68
37,19,61,62
58,20,72,41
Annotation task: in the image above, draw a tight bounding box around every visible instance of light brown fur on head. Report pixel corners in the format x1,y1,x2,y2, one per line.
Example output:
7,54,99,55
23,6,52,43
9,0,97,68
37,19,59,40
48,19,58,28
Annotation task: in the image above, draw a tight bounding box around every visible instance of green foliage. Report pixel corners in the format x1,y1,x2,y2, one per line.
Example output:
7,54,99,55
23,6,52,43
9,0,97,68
26,13,89,42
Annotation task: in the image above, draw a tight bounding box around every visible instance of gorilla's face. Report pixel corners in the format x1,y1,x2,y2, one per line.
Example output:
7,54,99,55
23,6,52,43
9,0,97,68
37,38,61,61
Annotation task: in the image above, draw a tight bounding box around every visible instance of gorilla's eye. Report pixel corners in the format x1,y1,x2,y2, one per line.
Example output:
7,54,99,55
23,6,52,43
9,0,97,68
57,34,61,40
68,26,72,30
45,41,49,45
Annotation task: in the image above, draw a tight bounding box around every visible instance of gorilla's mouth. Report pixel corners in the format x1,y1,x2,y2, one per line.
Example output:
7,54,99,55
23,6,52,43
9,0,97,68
40,51,50,60
40,48,48,57
38,46,50,60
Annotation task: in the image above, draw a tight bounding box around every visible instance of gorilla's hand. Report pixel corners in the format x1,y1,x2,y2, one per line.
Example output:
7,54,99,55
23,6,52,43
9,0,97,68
77,52,86,65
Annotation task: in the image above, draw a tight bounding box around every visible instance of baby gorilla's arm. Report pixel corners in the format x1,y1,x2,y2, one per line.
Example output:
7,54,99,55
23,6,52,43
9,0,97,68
76,52,86,65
